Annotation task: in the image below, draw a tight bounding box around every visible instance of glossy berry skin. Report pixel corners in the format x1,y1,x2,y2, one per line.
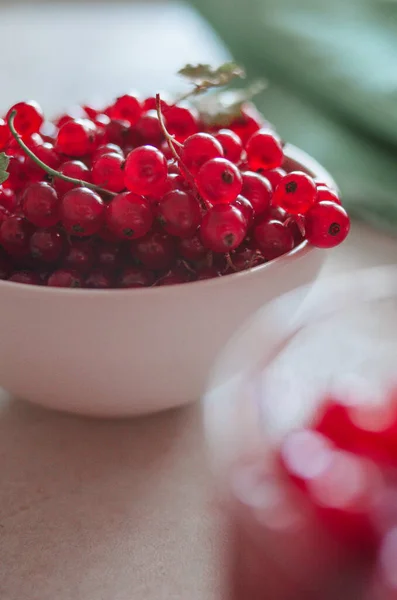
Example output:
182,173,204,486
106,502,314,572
86,269,112,289
134,110,163,147
163,105,199,142
158,190,201,238
96,242,122,271
124,145,167,195
106,192,153,240
47,268,83,288
196,158,242,205
316,186,342,205
253,218,294,260
93,143,124,162
230,103,263,144
108,94,142,125
0,186,16,212
261,168,286,191
181,133,223,175
178,234,207,261
92,152,125,192
104,119,130,146
22,182,60,228
215,129,243,163
118,266,153,288
305,201,350,248
4,155,43,191
7,101,44,137
200,204,247,253
34,142,61,170
9,271,41,285
0,118,10,150
61,187,105,236
246,129,284,171
63,240,95,274
133,231,176,270
232,195,254,227
55,118,97,157
54,160,92,196
0,215,32,257
273,171,317,215
242,171,272,216
30,228,64,263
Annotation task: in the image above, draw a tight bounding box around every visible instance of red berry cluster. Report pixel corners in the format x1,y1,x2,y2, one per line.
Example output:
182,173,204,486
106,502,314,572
0,94,350,288
279,390,397,596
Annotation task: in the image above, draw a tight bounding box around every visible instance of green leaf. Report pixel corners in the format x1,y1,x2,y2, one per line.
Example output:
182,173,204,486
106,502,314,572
0,152,9,185
178,62,245,88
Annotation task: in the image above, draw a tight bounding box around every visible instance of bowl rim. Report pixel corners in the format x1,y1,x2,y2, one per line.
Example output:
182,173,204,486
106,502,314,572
0,144,336,298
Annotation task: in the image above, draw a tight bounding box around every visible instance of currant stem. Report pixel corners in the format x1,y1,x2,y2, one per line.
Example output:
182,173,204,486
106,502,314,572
7,110,116,198
225,252,237,272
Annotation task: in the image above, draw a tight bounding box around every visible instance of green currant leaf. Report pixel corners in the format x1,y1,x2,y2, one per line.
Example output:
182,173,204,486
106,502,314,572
0,152,9,184
178,62,245,89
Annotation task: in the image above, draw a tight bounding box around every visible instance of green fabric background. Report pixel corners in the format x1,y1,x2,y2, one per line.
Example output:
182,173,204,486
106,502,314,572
190,0,397,232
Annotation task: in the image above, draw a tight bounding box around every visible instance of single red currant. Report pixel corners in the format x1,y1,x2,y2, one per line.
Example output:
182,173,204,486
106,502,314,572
22,182,60,227
106,192,153,240
124,145,167,195
93,143,124,162
134,110,163,147
158,190,201,238
4,155,42,191
91,152,125,192
200,204,247,253
163,105,199,142
118,266,154,288
181,133,223,175
241,171,272,215
34,142,61,170
86,269,112,289
104,119,130,147
143,95,170,112
47,268,83,288
54,160,92,196
168,173,187,191
254,218,294,260
96,242,122,271
214,129,243,163
0,215,33,257
178,234,207,261
232,195,254,227
273,171,317,215
55,119,97,157
63,240,95,274
133,231,176,270
246,129,284,171
7,101,44,137
0,186,16,212
261,168,286,191
0,118,10,150
9,270,41,285
305,201,350,248
61,187,105,236
316,186,342,205
230,103,263,143
196,158,242,205
30,228,64,263
108,94,142,125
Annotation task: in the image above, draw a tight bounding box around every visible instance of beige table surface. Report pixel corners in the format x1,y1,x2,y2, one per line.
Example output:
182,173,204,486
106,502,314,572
1,4,397,600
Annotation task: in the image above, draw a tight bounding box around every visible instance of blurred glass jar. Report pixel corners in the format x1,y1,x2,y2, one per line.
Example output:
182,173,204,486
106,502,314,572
204,267,397,600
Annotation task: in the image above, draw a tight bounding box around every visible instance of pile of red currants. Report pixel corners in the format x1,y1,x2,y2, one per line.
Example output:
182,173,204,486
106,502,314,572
0,89,350,288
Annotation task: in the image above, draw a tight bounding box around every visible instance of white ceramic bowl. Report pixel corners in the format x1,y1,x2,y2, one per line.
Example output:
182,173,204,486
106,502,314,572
0,146,335,417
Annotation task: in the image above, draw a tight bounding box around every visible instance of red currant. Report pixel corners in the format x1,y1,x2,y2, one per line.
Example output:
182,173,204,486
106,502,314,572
22,182,60,227
55,106,86,128
54,160,91,196
178,234,207,261
134,110,163,147
200,204,247,253
232,195,254,227
0,186,16,212
261,168,286,191
158,190,201,238
7,101,44,137
241,171,272,215
86,269,112,289
108,94,142,125
0,118,10,150
0,215,32,257
124,145,167,195
316,186,342,205
93,143,124,162
118,266,154,288
253,218,294,260
30,228,64,263
4,155,42,191
47,268,83,288
273,171,317,215
305,201,350,248
9,270,41,285
163,105,199,142
168,173,187,191
143,95,169,112
246,129,284,171
63,240,95,274
0,205,9,229
196,158,242,205
215,129,243,163
91,152,125,192
133,231,176,270
34,142,61,170
181,133,223,175
56,119,97,157
106,192,153,240
104,119,130,147
230,103,263,144
61,187,105,236
96,242,122,271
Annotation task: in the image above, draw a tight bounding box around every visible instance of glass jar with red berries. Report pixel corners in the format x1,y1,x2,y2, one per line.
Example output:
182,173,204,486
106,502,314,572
204,266,397,600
